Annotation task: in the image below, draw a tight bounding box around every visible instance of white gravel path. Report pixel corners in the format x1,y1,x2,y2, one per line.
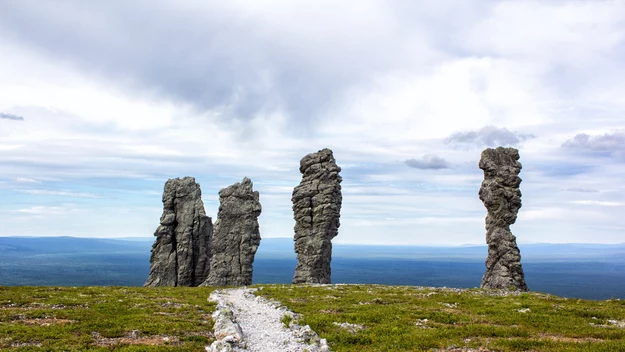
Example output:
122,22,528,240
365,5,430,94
207,287,329,352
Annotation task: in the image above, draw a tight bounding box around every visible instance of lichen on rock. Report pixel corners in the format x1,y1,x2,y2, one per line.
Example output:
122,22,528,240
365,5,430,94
478,147,528,291
203,177,262,287
292,148,342,284
144,177,212,287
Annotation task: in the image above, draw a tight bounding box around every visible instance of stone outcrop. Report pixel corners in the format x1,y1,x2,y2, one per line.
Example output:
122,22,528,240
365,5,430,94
478,147,528,291
292,148,342,284
144,177,212,287
203,177,262,286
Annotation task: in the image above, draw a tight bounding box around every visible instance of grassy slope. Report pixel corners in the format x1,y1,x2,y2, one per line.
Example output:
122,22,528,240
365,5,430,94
257,285,625,352
1,285,625,351
0,286,216,351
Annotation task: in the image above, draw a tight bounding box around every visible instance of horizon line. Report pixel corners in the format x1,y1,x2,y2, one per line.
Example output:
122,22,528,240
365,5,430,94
1,235,624,247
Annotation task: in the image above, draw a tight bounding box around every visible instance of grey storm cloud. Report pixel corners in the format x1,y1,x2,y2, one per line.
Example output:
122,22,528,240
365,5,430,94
0,1,436,129
0,1,295,121
405,154,450,170
0,113,24,121
446,126,535,148
562,132,625,156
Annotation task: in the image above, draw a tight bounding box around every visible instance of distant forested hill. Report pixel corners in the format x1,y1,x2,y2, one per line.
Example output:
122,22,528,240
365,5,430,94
1,237,625,299
0,236,149,255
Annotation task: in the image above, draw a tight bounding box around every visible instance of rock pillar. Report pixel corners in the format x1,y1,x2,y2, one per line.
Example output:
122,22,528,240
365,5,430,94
478,147,528,291
203,177,262,286
292,148,342,284
145,177,212,287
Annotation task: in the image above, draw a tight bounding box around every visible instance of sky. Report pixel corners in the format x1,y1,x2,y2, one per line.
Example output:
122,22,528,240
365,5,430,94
1,0,624,245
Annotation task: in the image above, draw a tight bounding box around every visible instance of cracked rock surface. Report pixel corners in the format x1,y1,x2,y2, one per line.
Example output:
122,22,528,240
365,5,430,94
203,177,261,287
478,147,528,291
145,177,212,287
292,148,342,284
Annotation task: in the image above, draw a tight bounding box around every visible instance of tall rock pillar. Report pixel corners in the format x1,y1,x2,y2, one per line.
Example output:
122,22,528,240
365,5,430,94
203,177,262,286
292,148,342,284
144,177,212,287
478,147,528,291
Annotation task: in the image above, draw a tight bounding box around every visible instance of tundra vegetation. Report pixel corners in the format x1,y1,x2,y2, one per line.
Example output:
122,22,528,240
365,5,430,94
0,286,216,351
258,284,625,352
2,285,625,351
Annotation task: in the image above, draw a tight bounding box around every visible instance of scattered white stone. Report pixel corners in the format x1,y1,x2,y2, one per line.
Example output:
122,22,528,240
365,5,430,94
207,288,329,352
607,320,625,328
207,292,245,351
415,319,431,329
517,308,531,313
129,330,140,339
441,303,458,308
333,322,365,333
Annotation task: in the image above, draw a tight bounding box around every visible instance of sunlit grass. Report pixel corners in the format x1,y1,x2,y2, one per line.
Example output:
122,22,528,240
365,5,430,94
255,284,625,352
0,286,216,351
2,284,624,351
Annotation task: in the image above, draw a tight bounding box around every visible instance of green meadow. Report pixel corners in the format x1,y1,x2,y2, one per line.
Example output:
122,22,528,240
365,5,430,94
1,285,625,351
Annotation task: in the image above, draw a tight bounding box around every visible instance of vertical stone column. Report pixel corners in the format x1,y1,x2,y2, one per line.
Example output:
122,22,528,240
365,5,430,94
292,148,342,284
145,177,212,287
203,177,262,286
478,147,528,291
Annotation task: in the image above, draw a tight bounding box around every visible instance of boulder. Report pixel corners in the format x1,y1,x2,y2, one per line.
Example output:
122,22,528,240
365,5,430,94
203,177,262,286
292,148,342,284
478,147,528,291
144,177,212,287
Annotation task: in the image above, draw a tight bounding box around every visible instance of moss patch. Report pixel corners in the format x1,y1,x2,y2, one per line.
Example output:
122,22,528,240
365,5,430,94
2,284,624,351
0,286,216,351
255,284,625,352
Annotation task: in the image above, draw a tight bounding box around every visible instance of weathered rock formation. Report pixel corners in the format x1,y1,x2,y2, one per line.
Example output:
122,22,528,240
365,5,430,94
292,148,342,284
144,177,212,287
203,177,262,286
478,147,528,291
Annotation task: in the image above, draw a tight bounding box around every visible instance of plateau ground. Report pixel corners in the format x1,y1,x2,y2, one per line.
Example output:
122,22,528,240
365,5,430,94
2,285,625,351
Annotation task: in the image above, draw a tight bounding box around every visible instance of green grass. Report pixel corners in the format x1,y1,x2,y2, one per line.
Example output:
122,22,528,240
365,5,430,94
254,284,625,352
0,286,216,351
281,313,293,328
2,285,624,351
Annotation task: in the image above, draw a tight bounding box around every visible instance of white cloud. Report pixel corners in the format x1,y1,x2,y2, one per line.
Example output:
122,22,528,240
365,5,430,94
570,200,624,207
562,131,625,157
21,189,103,199
0,1,624,244
518,207,568,221
463,1,625,64
14,177,39,183
11,205,67,215
0,38,176,131
319,56,551,159
352,216,482,227
566,187,599,193
447,126,535,148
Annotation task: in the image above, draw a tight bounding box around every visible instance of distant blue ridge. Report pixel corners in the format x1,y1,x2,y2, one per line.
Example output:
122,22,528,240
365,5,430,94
1,237,624,300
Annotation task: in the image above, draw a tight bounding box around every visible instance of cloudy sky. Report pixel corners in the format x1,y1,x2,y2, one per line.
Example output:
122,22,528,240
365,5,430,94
1,0,624,245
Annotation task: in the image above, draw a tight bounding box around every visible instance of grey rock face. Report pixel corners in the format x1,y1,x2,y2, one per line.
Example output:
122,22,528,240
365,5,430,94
292,148,342,284
144,177,212,287
478,147,528,291
203,177,262,286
